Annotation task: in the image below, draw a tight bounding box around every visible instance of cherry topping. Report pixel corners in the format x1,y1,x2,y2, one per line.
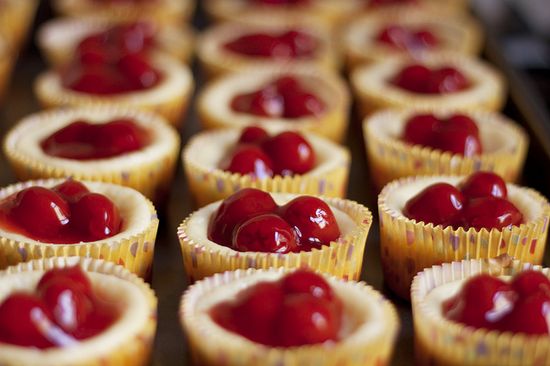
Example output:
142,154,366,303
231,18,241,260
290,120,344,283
462,197,523,230
238,126,269,144
117,53,160,90
282,269,334,300
231,84,283,118
402,114,439,146
224,30,317,58
71,193,122,241
377,25,438,51
511,270,550,297
53,180,90,203
222,145,274,179
38,266,93,297
460,172,507,200
392,64,470,94
403,183,464,227
232,214,298,253
498,291,550,335
431,122,482,157
280,196,340,249
261,131,315,175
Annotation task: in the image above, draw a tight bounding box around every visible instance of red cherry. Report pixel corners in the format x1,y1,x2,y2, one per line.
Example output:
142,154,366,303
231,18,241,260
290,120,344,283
117,53,160,89
413,29,438,48
377,25,409,49
392,64,431,93
431,123,482,157
512,270,550,297
71,193,121,241
443,274,514,329
460,172,507,200
276,76,325,118
498,291,550,335
224,33,290,58
279,30,318,58
238,126,269,144
403,183,464,227
445,114,479,135
280,196,340,249
0,294,56,348
426,67,469,94
231,85,284,118
261,131,315,175
208,188,278,246
64,63,132,95
275,294,339,347
9,187,70,238
232,214,298,253
71,297,116,340
110,22,155,54
402,114,439,146
282,269,334,300
53,180,90,203
95,119,149,157
37,266,93,298
222,145,274,178
210,302,238,333
77,36,114,65
462,197,523,230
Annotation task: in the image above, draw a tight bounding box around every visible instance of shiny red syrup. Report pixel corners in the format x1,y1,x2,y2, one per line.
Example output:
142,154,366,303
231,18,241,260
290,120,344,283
0,266,117,349
443,270,550,335
402,113,482,156
377,25,438,51
41,119,150,160
403,172,523,230
392,64,470,94
0,180,122,243
231,76,325,118
210,269,342,347
224,30,318,59
207,188,340,253
222,126,316,178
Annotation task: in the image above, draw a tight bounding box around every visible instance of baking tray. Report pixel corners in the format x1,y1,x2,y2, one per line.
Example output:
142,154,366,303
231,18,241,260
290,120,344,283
1,1,550,365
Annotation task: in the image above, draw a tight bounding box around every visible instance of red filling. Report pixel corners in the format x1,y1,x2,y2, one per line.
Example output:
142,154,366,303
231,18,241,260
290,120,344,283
376,25,438,51
0,180,122,243
443,270,550,335
41,118,150,160
221,126,316,178
391,64,470,94
231,76,325,118
0,266,117,349
403,172,523,230
224,30,318,59
402,113,482,156
210,269,342,347
208,188,341,253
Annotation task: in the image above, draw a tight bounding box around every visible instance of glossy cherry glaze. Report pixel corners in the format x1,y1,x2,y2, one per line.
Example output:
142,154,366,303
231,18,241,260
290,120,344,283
459,171,507,199
210,269,342,347
377,25,438,52
41,119,150,160
392,64,470,94
402,113,482,156
208,188,340,253
0,180,122,243
224,30,317,59
231,76,325,118
0,266,117,349
443,270,550,335
222,127,316,177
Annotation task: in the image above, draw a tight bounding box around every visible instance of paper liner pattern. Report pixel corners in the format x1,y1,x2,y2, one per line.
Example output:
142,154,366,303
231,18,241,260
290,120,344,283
178,196,372,282
0,179,159,279
363,109,529,189
412,258,550,366
378,176,550,299
0,257,156,366
180,268,399,366
0,0,38,50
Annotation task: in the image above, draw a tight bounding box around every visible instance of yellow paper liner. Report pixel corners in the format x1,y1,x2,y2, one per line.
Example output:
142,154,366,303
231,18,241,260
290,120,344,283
178,194,372,282
412,258,550,366
182,128,351,207
0,0,38,51
0,257,157,366
363,108,529,189
378,175,550,299
350,52,506,117
34,53,194,127
198,65,350,143
0,179,159,279
180,267,399,366
3,106,180,204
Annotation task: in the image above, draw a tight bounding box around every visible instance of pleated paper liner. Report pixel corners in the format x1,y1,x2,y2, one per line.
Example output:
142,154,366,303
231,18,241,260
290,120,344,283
0,0,38,51
197,65,350,143
177,194,372,282
412,258,550,366
3,106,180,204
0,257,157,366
363,108,529,190
38,17,195,68
182,128,350,207
378,175,550,300
180,267,399,366
52,0,195,25
34,53,194,127
350,52,505,117
0,179,159,279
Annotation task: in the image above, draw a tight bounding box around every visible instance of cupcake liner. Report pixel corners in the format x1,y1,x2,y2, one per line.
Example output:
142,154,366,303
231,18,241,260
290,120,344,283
0,179,159,279
180,267,399,366
363,109,529,189
412,258,550,366
0,0,38,50
178,195,372,282
0,257,157,366
182,128,350,207
378,175,550,299
34,54,194,127
4,107,181,204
